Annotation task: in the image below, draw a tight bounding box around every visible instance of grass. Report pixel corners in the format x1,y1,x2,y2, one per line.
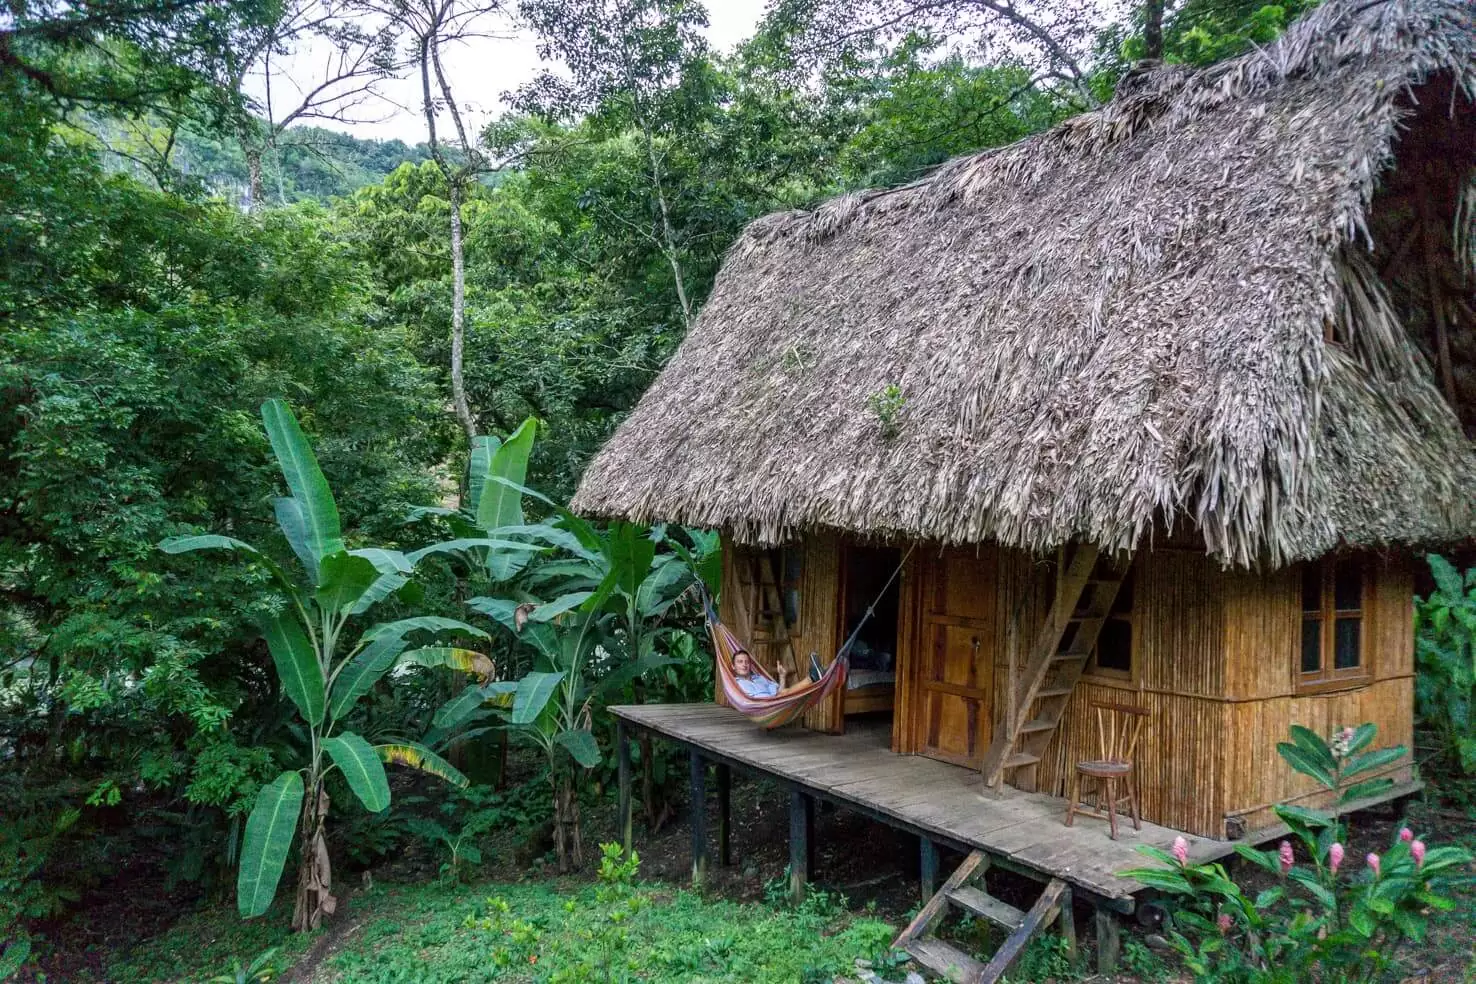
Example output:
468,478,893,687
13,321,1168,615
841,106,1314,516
100,849,897,984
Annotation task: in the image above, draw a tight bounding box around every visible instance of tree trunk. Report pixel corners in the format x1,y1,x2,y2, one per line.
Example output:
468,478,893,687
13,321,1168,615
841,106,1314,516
552,773,583,873
292,784,336,932
1143,0,1166,61
641,128,693,329
245,146,263,213
447,178,476,444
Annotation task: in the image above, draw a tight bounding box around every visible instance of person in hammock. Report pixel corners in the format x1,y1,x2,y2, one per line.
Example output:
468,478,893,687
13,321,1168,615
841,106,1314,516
732,649,823,699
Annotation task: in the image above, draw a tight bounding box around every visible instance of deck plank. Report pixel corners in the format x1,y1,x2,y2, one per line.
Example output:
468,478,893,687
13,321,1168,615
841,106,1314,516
611,703,1230,901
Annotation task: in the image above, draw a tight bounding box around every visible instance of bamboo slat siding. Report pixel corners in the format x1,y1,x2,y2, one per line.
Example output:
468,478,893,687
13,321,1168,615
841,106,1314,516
1221,677,1415,832
800,533,841,733
717,534,1417,841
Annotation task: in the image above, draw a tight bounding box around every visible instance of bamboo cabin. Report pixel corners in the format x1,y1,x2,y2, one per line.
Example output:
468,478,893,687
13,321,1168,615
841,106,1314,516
576,0,1476,975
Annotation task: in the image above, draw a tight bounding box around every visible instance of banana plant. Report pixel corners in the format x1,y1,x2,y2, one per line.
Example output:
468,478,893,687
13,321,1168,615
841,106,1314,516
159,400,531,930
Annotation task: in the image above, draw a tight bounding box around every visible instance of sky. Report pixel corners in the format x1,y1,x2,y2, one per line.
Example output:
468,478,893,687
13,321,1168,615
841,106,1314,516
257,1,770,144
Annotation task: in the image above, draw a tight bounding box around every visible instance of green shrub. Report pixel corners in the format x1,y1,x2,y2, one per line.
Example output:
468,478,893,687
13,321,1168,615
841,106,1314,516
1123,723,1471,983
1415,555,1476,779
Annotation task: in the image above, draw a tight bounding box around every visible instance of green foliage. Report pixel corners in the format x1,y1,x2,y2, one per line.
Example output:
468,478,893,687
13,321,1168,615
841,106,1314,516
161,401,476,925
1122,723,1470,983
1415,555,1476,778
206,946,280,984
866,384,907,439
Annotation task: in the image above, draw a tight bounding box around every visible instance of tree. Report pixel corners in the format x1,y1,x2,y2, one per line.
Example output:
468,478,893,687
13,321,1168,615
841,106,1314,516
161,400,494,929
761,0,1110,111
362,0,515,445
216,0,399,209
513,0,718,330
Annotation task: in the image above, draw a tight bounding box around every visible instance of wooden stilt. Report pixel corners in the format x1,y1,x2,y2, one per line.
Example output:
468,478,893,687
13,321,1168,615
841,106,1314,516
1096,906,1121,974
789,788,812,905
689,749,707,889
715,763,732,866
617,720,633,856
1057,886,1077,963
919,836,939,901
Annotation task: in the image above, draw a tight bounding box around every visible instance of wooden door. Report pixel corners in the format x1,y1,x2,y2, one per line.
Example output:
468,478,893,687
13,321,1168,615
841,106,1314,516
913,549,996,767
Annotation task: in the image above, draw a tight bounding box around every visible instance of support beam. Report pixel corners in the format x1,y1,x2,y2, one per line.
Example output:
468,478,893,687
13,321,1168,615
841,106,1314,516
715,763,732,867
689,749,707,889
617,720,633,856
1096,906,1121,975
919,837,939,901
789,788,813,905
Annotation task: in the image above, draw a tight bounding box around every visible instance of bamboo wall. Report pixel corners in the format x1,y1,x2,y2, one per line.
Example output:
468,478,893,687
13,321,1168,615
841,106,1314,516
1217,554,1417,832
718,534,1417,841
716,533,842,731
1030,549,1232,835
1024,550,1416,837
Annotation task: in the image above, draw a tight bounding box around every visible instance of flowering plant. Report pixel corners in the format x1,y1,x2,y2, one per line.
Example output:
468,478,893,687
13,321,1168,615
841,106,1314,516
1121,723,1472,983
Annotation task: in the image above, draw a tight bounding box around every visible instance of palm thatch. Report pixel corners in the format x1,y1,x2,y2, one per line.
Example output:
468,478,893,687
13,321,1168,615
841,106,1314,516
573,0,1476,568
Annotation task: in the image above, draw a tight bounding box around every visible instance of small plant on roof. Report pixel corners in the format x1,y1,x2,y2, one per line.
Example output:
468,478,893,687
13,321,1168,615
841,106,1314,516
1121,723,1470,983
866,383,906,439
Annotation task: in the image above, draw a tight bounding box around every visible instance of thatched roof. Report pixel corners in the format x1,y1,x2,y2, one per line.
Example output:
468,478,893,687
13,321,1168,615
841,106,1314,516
573,0,1476,568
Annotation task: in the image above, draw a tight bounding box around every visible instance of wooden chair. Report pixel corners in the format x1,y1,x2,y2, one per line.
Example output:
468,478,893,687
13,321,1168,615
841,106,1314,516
1064,702,1149,840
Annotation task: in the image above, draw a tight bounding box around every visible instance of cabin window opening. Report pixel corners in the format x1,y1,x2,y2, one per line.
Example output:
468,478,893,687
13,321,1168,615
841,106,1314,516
1298,558,1368,692
841,545,902,678
1086,564,1135,681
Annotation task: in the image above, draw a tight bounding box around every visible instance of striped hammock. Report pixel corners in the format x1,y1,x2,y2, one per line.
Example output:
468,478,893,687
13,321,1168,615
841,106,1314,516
705,598,850,730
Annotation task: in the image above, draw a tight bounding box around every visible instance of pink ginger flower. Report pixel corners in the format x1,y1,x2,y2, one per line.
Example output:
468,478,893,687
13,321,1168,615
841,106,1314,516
1366,852,1381,877
1278,840,1295,875
1329,842,1345,874
1172,836,1189,866
1399,827,1414,843
1217,912,1232,934
1412,840,1426,869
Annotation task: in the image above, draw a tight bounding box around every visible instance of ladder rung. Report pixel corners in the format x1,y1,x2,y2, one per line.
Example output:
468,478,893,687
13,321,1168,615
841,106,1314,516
947,885,1025,929
905,939,984,983
1003,752,1041,770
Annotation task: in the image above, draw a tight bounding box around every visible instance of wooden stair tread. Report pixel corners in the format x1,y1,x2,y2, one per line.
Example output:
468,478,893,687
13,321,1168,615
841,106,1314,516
906,939,985,983
1017,718,1057,733
1035,685,1074,698
1002,752,1040,769
947,885,1024,930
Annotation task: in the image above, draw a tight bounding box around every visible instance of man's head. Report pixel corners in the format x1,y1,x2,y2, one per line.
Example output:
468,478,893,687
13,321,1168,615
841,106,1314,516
733,650,753,677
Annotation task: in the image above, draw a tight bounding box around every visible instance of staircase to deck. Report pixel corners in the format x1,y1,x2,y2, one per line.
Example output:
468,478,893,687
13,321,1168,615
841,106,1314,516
895,850,1074,983
979,544,1129,792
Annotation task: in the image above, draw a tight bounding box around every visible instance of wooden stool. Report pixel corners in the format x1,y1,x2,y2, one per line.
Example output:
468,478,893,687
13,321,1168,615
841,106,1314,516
1065,702,1148,840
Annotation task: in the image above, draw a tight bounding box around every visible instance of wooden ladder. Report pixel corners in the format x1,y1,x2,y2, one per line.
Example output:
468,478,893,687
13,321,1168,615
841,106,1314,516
979,543,1128,792
894,850,1074,983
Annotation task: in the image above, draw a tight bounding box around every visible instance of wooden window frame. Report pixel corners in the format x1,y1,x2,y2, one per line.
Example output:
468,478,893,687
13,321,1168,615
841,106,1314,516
1081,562,1139,688
1297,558,1372,695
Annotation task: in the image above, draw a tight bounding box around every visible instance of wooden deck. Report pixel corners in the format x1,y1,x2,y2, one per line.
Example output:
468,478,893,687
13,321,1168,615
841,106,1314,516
612,702,1236,906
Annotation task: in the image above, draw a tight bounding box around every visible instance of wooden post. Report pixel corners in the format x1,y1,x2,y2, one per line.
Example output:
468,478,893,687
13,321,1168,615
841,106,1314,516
689,749,707,889
715,763,732,867
789,788,813,905
1096,905,1120,974
919,836,938,901
617,720,633,857
1058,886,1078,963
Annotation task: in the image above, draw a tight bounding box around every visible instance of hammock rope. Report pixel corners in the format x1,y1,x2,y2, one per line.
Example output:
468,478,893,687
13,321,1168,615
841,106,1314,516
703,545,914,730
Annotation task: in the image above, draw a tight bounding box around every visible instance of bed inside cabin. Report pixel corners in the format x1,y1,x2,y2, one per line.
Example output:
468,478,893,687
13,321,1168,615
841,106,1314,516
839,544,903,716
